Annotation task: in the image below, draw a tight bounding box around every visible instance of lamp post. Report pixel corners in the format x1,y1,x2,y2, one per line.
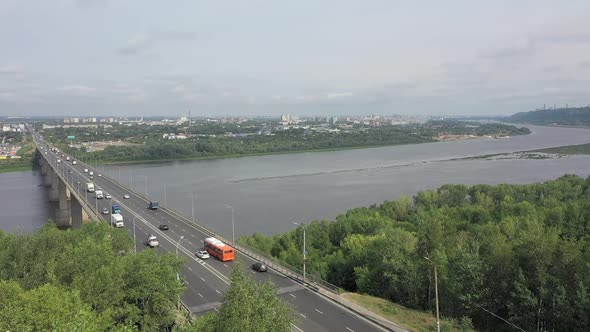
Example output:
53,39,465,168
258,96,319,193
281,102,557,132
176,236,185,280
425,256,441,332
224,204,235,243
133,217,137,253
292,221,306,283
191,192,196,223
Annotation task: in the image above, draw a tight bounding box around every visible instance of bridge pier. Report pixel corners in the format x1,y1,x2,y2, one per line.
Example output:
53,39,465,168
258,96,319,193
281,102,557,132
71,197,83,229
49,168,59,202
55,179,71,228
40,159,47,176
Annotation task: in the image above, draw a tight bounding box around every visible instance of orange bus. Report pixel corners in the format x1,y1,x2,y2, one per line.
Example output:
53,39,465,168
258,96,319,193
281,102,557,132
204,237,235,262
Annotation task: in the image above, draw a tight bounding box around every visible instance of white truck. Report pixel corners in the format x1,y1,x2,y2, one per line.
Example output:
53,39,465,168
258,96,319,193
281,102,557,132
96,190,104,199
111,213,124,228
86,182,95,192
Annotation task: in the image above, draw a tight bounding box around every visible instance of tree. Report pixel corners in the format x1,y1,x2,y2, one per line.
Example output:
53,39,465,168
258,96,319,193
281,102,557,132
214,263,295,332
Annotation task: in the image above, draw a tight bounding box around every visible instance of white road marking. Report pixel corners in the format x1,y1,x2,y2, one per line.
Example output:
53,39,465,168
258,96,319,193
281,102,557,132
198,293,203,298
346,328,354,332
291,323,304,332
215,289,221,294
290,294,296,298
315,309,324,315
299,313,307,319
200,277,206,282
187,267,192,271
223,263,229,268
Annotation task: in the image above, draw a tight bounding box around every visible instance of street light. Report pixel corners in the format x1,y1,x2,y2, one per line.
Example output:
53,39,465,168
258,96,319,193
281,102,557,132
292,221,307,283
224,204,235,243
191,192,196,223
133,217,137,253
424,256,441,332
176,236,185,280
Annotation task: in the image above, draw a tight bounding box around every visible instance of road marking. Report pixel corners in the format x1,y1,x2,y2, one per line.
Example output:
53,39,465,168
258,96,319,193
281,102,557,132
291,323,304,332
223,263,229,268
198,293,203,298
346,328,354,332
299,313,307,319
200,277,206,282
314,309,324,315
187,267,192,271
215,289,221,294
290,294,296,298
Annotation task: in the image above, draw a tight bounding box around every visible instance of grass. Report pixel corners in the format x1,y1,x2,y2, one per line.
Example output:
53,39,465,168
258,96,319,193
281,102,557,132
0,161,34,173
533,142,590,155
341,293,475,332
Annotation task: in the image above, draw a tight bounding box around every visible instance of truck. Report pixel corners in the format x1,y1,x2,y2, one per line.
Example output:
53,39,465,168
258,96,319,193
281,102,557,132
86,182,95,192
96,190,104,199
148,201,159,210
112,204,121,214
111,213,124,228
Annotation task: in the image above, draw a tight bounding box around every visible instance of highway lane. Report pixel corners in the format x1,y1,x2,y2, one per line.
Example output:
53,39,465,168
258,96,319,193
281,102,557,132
39,143,388,332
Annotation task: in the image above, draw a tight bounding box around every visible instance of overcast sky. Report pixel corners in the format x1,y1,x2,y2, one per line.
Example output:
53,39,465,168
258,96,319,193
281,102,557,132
1,1,589,117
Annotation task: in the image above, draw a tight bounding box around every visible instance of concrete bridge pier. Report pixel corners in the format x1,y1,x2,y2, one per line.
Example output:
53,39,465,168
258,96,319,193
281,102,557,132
71,197,83,229
55,179,71,228
49,168,59,202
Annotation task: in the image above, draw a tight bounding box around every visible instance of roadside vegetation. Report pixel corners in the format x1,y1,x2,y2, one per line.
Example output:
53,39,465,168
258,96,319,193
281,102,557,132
0,222,295,331
0,138,35,173
239,175,590,331
44,121,529,164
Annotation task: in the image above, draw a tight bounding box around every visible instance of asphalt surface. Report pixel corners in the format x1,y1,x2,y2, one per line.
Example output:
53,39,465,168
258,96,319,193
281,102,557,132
36,138,387,332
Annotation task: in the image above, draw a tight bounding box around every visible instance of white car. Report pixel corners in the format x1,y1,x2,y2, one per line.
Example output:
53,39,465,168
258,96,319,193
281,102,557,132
98,173,102,177
72,160,77,165
105,193,111,199
147,235,159,248
123,194,130,199
195,250,210,259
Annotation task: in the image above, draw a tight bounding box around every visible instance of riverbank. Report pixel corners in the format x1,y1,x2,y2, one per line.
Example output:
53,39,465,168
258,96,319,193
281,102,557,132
462,142,590,161
98,141,432,165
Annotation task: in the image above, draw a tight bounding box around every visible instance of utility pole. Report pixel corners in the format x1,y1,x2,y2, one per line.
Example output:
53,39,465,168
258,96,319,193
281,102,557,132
225,205,235,243
292,222,306,283
425,256,441,332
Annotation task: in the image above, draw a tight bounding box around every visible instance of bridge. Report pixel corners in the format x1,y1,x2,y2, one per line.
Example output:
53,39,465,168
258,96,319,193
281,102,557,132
34,134,402,332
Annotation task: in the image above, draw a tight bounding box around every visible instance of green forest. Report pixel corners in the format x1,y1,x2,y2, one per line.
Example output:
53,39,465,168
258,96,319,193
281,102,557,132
239,175,590,331
509,106,590,126
46,121,530,163
0,223,294,332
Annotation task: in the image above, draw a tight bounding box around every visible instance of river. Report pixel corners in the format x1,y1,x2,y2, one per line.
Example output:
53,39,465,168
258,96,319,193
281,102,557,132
2,124,590,235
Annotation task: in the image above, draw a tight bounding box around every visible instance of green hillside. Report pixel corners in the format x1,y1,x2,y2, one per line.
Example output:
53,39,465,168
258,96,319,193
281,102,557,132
508,106,590,125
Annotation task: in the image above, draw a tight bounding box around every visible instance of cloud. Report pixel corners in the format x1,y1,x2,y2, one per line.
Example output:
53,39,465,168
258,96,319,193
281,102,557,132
76,0,109,9
0,65,24,75
481,32,590,60
117,31,196,56
57,85,98,97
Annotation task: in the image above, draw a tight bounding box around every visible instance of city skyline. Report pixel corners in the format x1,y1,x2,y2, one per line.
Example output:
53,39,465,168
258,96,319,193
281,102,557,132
1,1,589,116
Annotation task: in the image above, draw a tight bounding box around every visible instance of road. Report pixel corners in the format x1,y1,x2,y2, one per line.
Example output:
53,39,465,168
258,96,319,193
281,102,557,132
38,141,388,332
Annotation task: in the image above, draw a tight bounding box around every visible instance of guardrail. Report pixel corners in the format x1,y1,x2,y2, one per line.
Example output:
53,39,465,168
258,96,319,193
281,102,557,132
72,156,343,294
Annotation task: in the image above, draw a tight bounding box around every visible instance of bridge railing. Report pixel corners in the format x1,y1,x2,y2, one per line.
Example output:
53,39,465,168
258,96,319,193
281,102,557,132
73,155,342,294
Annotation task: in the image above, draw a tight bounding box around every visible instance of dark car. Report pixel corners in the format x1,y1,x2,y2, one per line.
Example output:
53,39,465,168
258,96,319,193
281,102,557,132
159,224,169,230
252,262,267,272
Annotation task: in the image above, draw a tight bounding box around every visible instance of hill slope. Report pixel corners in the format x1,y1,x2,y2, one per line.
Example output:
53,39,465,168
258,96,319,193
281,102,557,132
508,106,590,125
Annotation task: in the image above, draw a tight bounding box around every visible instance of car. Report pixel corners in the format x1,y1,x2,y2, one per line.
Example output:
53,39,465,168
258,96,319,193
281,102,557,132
123,194,130,199
89,176,93,180
101,207,109,215
98,173,102,177
159,224,169,230
252,262,268,272
105,193,111,199
196,250,210,259
147,234,159,247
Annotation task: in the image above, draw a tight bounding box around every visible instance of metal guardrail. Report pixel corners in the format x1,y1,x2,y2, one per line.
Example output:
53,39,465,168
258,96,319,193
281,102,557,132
74,156,343,294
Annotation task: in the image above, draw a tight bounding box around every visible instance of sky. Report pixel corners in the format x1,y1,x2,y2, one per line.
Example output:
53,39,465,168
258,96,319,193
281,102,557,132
0,0,589,117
